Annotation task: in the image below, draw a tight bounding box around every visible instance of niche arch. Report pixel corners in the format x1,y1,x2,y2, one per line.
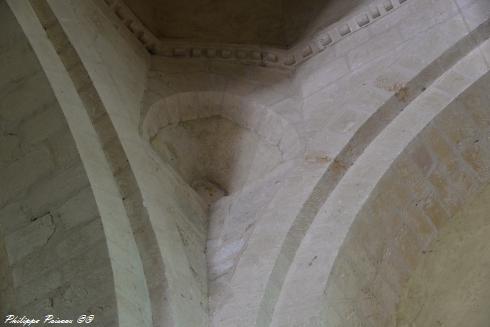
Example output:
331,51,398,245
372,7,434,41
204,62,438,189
142,91,303,204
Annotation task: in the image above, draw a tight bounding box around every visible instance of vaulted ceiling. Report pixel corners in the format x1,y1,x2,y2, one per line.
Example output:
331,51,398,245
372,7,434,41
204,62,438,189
122,0,372,48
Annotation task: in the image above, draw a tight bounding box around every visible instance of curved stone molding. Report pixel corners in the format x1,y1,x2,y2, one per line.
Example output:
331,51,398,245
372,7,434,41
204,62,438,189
5,1,151,326
257,17,490,327
0,3,116,323
322,70,490,326
28,1,174,326
33,0,212,326
142,92,303,164
270,43,490,326
98,0,412,69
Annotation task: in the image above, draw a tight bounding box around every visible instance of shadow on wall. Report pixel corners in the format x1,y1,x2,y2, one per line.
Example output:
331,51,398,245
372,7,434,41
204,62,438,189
284,0,375,47
123,0,375,48
142,92,302,208
151,115,282,204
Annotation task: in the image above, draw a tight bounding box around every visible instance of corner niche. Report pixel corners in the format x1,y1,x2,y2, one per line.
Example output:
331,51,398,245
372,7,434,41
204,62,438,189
142,92,301,207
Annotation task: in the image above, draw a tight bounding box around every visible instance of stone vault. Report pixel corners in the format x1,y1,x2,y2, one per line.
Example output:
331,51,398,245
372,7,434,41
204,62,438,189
1,0,490,326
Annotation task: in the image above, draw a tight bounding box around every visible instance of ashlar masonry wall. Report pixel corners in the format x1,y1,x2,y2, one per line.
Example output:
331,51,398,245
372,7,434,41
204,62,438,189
0,2,117,325
34,0,210,326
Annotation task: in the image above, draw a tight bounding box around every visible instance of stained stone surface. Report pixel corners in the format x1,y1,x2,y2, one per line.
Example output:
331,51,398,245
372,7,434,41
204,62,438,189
397,182,490,327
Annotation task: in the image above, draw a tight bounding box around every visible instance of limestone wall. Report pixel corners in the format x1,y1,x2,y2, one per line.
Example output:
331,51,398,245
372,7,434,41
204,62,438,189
323,68,490,326
0,2,116,324
397,180,490,327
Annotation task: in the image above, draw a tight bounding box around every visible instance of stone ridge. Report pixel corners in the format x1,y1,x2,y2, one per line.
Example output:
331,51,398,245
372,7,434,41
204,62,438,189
99,0,410,69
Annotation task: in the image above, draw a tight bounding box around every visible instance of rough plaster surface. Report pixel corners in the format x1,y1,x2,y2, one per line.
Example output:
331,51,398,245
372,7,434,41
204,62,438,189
2,0,490,326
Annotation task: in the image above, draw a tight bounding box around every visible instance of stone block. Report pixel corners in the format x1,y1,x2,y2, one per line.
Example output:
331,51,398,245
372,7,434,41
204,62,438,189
348,28,402,71
67,62,92,91
0,146,53,206
78,87,106,121
47,128,81,169
410,143,434,176
19,104,66,145
0,132,21,166
460,0,490,30
94,113,117,147
60,240,112,282
297,56,350,97
55,186,99,230
0,49,41,93
4,213,55,265
58,43,80,69
25,162,89,217
54,219,105,260
46,23,70,52
14,268,63,308
0,201,31,236
51,265,113,315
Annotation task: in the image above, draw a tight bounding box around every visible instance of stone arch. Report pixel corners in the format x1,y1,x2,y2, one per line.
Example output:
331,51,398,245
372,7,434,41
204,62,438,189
142,91,303,196
256,21,490,327
323,69,490,327
196,13,487,327
4,1,160,326
0,2,117,323
270,46,490,326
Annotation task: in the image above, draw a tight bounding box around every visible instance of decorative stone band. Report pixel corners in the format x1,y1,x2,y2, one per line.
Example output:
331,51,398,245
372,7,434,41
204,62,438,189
99,0,411,69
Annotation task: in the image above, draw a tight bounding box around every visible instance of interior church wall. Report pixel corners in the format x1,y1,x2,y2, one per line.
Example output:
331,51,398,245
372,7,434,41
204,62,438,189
207,1,490,326
94,0,490,326
2,0,489,326
267,2,490,326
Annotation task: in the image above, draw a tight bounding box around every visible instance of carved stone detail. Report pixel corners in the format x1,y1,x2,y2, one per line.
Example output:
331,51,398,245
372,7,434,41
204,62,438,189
100,0,410,69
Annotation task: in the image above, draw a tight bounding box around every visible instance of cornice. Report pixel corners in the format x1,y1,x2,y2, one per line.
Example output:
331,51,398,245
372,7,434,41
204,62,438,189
101,0,410,70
